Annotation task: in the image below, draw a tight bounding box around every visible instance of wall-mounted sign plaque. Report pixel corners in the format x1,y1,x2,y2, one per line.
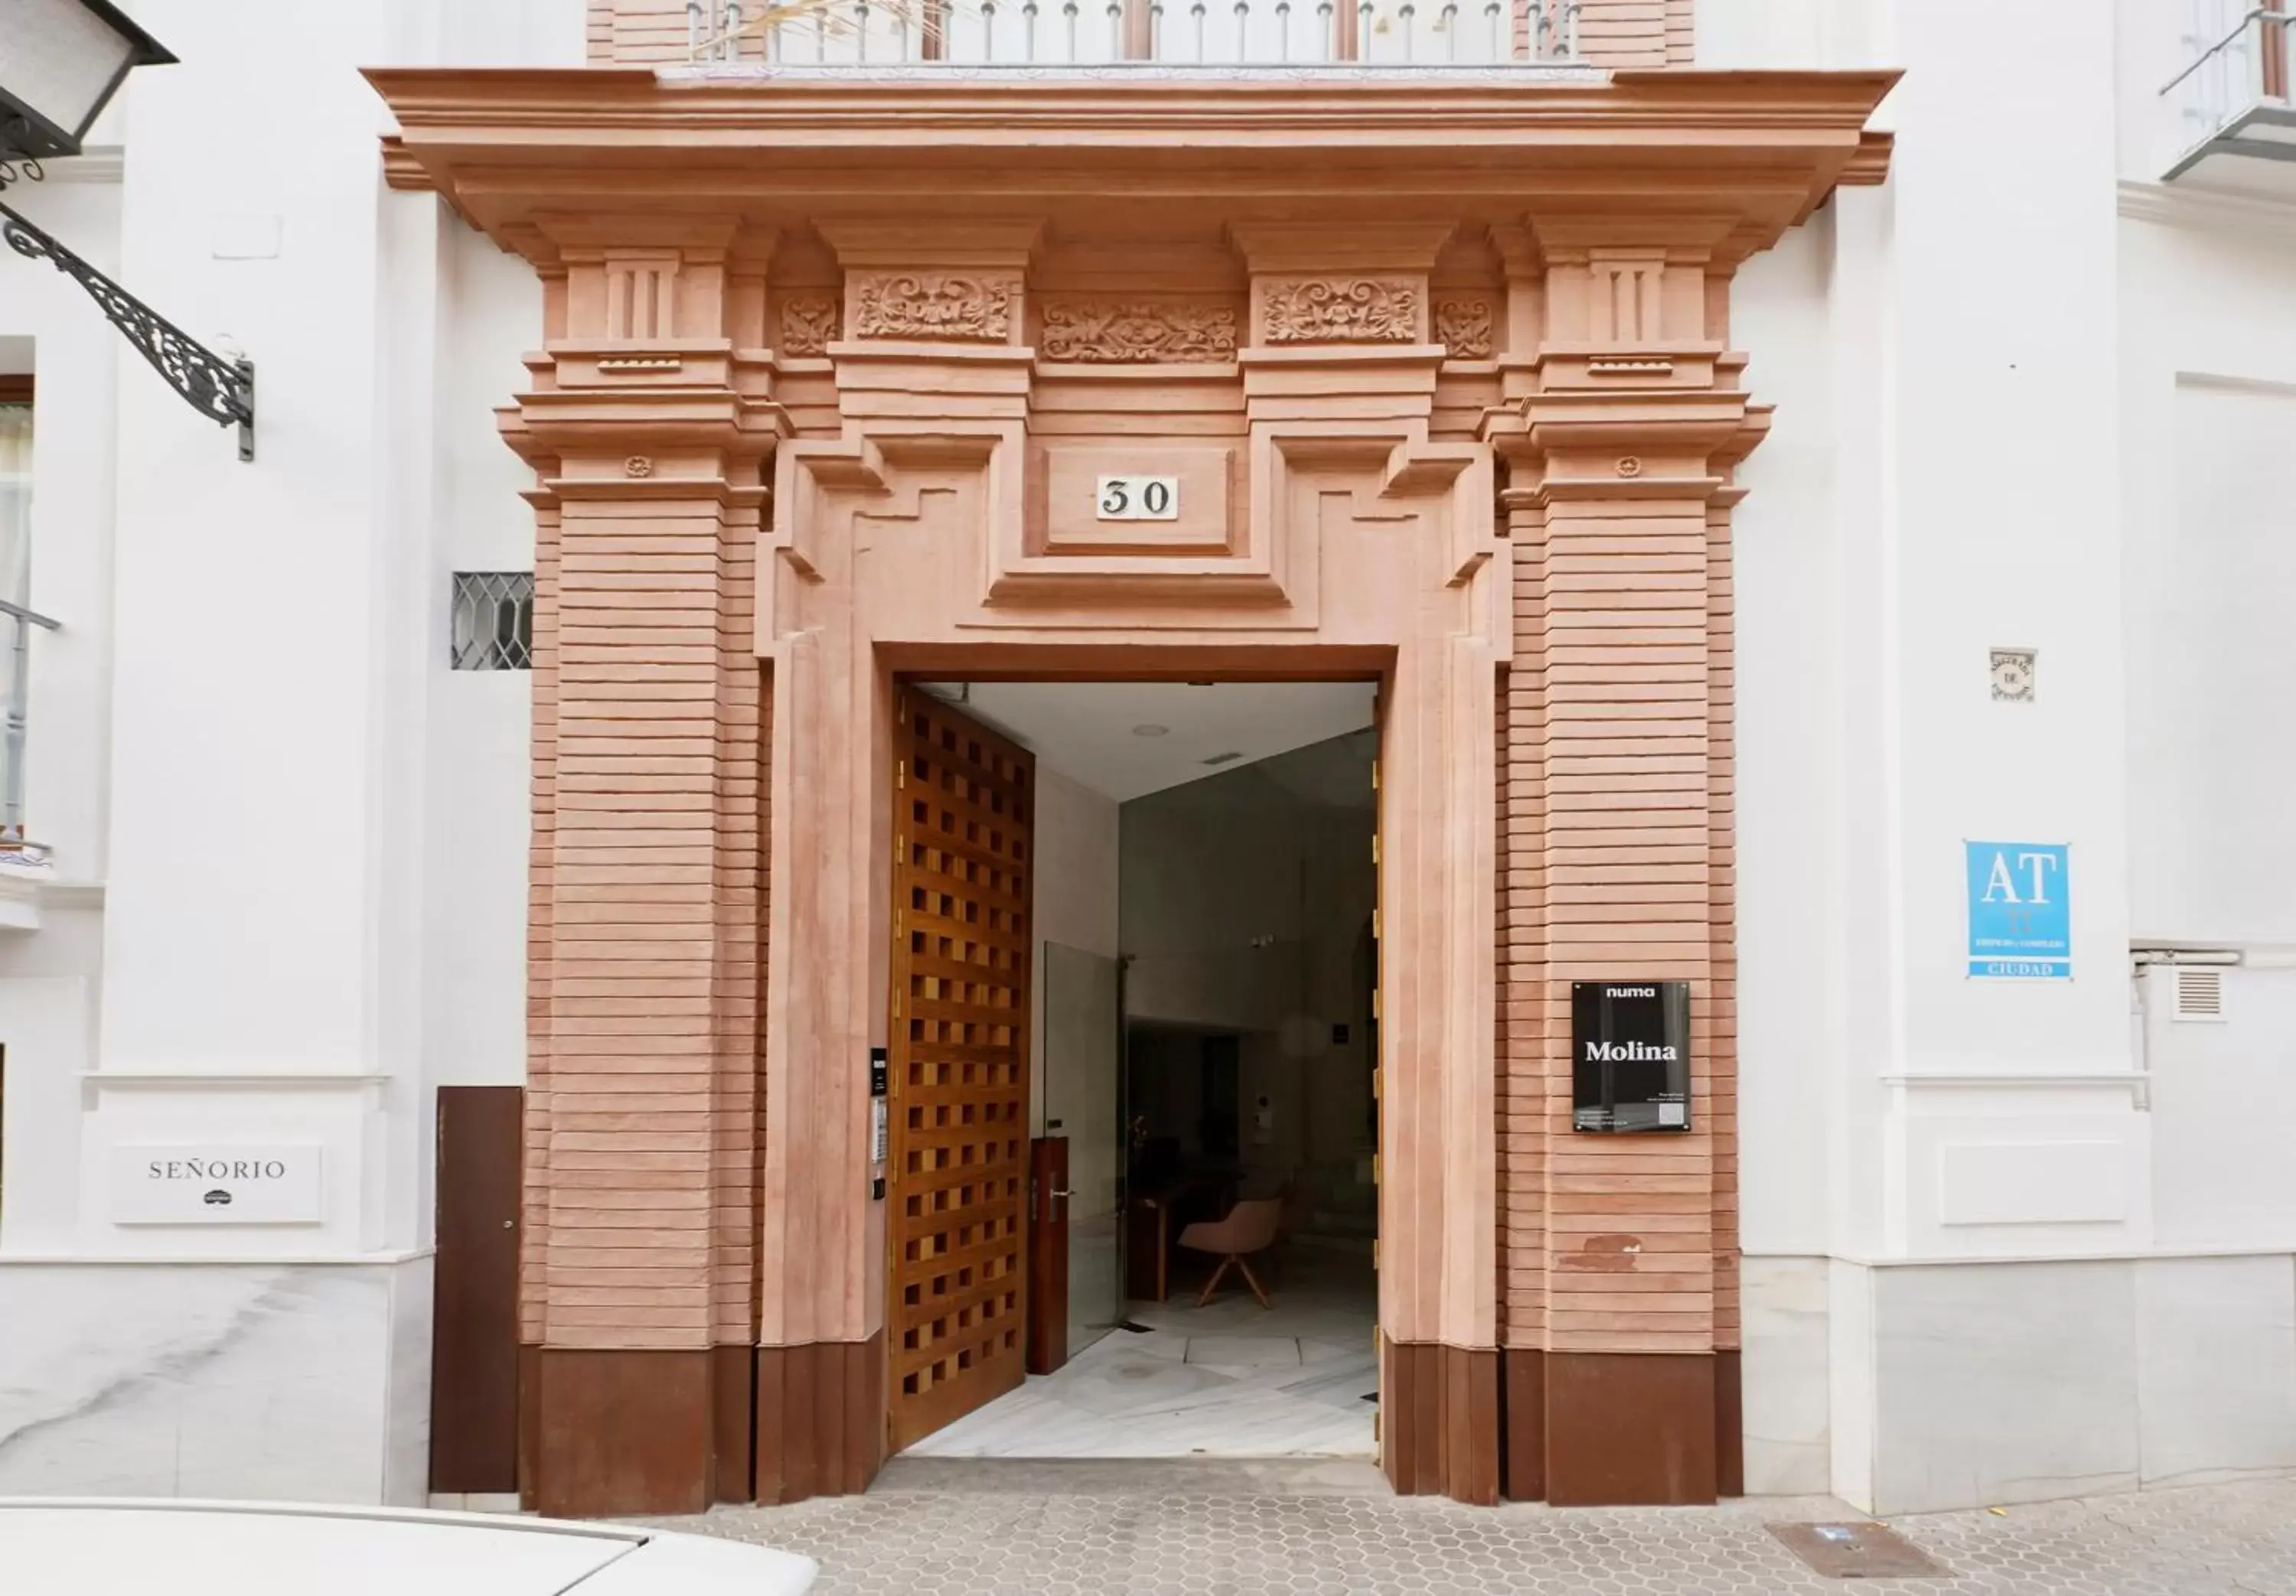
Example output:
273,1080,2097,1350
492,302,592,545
109,1144,325,1224
1095,474,1179,520
1572,982,1691,1133
1965,840,2070,979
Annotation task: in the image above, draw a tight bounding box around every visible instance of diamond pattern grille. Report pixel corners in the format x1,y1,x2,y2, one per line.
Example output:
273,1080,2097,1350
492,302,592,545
887,690,1035,1451
451,572,534,671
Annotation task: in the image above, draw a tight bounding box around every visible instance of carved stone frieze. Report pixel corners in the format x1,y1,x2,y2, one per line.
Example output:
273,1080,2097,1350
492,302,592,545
1038,299,1239,363
1435,298,1495,360
850,272,1016,341
779,295,840,357
1260,277,1419,344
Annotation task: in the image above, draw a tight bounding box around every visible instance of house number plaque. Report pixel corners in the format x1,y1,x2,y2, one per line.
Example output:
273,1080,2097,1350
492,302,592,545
1096,474,1179,520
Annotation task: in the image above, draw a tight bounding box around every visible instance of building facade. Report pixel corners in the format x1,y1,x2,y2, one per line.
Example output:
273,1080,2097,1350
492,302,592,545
1,0,2293,1521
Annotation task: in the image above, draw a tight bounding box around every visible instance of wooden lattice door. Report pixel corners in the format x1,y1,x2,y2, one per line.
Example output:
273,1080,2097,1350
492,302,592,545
886,689,1035,1451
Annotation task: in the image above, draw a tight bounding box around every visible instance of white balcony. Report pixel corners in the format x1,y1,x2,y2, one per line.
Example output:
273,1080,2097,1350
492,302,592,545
2164,3,2296,191
683,0,1585,68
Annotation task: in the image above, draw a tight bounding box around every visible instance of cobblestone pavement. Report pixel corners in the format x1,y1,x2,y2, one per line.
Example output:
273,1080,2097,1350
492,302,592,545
654,1459,2296,1595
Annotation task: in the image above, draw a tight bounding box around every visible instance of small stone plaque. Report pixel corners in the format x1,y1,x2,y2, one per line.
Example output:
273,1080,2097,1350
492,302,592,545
110,1144,325,1225
1769,1520,1952,1579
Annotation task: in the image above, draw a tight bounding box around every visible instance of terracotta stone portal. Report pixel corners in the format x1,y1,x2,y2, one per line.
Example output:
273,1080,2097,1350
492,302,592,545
370,65,1893,1515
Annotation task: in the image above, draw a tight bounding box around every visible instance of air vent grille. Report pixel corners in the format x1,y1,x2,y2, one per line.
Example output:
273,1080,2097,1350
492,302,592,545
2172,966,2226,1023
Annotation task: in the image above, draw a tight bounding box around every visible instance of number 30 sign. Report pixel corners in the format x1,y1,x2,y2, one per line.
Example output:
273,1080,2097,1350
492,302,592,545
1096,475,1179,521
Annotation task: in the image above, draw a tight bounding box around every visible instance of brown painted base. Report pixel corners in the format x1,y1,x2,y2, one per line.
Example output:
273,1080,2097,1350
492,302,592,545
1381,1340,1499,1504
755,1334,886,1504
1544,1351,1719,1506
714,1344,756,1503
517,1339,883,1515
528,1347,719,1517
1500,1347,1545,1502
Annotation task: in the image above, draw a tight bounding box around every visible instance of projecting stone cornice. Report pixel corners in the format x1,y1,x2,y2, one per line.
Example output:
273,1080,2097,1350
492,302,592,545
367,67,1895,266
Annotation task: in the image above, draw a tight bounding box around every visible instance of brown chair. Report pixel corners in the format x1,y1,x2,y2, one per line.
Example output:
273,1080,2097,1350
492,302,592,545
1177,1197,1284,1309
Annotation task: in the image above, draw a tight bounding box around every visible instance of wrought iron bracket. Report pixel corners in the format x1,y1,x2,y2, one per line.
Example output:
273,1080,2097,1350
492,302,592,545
0,199,255,461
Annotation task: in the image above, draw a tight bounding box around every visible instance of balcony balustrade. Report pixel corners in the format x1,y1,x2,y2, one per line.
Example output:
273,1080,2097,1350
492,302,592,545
685,0,1583,67
2164,2,2296,186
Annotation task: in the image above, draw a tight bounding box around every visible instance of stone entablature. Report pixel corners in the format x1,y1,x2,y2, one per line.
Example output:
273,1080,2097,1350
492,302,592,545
371,65,1892,1517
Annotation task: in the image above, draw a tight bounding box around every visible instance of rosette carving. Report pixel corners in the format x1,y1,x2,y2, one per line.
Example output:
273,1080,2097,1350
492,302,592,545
850,272,1016,341
1039,300,1239,363
1260,277,1419,344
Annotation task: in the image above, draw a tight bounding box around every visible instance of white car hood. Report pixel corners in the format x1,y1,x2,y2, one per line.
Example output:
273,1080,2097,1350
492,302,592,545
0,1500,814,1596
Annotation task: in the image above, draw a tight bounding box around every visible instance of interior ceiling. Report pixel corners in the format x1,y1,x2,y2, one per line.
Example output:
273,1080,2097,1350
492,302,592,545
915,680,1378,803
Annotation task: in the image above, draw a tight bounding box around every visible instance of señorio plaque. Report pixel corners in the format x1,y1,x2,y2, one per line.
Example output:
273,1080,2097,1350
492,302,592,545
1571,982,1691,1133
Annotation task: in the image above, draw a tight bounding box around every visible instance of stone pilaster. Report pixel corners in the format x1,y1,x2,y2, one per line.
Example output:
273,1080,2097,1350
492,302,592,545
503,217,784,1514
1486,213,1763,1504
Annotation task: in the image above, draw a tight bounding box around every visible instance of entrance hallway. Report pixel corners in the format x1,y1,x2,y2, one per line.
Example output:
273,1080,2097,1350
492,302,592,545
896,680,1381,1461
908,1246,1377,1460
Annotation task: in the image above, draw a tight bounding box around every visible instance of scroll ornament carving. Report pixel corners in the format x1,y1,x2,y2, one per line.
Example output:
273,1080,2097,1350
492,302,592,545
1435,298,1495,360
850,272,1016,341
1039,300,1239,363
1260,277,1418,344
779,295,840,357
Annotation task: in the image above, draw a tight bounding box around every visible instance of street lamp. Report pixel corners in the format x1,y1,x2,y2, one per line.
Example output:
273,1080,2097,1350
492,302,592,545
0,0,256,461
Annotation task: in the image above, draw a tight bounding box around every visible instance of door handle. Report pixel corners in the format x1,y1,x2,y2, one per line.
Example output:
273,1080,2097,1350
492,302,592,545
1050,1185,1072,1200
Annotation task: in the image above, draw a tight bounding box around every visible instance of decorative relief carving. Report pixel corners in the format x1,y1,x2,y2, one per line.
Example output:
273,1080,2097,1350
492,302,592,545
625,455,655,478
596,354,683,373
779,295,841,357
850,272,1016,341
1260,278,1418,344
1588,357,1675,376
1434,298,1495,360
1614,456,1642,479
1038,300,1238,363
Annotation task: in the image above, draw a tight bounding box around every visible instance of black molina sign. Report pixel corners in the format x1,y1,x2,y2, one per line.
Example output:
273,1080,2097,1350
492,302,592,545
1572,981,1691,1133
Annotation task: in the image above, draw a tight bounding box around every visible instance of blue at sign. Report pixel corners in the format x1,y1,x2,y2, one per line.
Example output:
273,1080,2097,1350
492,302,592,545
1966,842,2070,979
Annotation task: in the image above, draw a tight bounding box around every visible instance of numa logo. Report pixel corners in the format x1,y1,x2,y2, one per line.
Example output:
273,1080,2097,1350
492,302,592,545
1583,1041,1678,1062
1604,985,1657,998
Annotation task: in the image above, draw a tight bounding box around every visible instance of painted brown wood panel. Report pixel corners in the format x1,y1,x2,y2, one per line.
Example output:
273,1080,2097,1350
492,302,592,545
1501,1347,1546,1501
1715,1348,1743,1498
713,1342,755,1502
1544,1350,1717,1506
532,1347,713,1516
429,1085,522,1494
755,1337,886,1504
1443,1347,1501,1505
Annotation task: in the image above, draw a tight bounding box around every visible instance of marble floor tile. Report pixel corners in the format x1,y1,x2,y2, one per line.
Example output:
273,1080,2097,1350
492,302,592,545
902,1252,1377,1461
1185,1335,1303,1370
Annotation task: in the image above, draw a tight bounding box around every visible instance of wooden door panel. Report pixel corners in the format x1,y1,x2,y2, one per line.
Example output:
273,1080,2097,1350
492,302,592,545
1026,1135,1070,1375
430,1085,522,1493
887,690,1035,1451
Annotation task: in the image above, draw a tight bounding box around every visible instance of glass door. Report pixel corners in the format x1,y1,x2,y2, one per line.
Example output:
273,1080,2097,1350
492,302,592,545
1042,941,1124,1359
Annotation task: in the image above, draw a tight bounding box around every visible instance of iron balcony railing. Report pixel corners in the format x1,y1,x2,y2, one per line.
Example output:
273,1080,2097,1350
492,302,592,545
687,0,1583,66
2162,2,2295,174
0,595,57,850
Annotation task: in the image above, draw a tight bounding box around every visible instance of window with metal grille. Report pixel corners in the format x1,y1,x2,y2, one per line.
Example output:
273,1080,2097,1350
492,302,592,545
451,572,533,670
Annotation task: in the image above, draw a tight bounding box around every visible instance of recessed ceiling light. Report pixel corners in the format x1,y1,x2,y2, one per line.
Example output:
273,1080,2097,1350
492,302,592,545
1202,751,1244,766
1132,724,1169,738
